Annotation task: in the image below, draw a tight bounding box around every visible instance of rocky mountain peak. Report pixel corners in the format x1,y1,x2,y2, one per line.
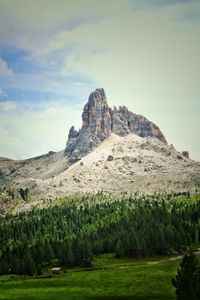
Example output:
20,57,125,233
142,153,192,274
82,88,111,136
65,89,111,162
65,88,167,162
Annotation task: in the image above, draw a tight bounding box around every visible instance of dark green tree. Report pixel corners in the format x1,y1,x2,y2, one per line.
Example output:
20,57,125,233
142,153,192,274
60,240,74,266
0,260,9,275
44,242,54,262
23,251,37,276
172,252,199,300
73,237,84,266
115,239,124,258
83,240,93,267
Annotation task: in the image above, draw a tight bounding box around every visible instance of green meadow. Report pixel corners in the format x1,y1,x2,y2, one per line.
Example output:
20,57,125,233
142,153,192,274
0,254,180,300
1,194,200,299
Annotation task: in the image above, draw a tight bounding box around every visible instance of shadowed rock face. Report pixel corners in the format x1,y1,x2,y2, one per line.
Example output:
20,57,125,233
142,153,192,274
64,88,167,162
111,106,167,143
65,89,111,162
82,88,111,136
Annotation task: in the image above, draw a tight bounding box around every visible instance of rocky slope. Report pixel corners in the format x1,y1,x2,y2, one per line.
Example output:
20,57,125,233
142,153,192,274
0,88,199,213
34,133,200,199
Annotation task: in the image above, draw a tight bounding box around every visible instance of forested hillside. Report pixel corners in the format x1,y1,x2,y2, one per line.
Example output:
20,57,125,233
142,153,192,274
0,193,200,276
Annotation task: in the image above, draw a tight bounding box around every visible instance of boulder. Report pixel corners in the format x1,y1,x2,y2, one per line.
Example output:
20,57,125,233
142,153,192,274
182,151,189,159
107,155,114,161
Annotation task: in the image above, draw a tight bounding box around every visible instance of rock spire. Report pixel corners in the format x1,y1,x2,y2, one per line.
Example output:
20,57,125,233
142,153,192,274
64,88,167,162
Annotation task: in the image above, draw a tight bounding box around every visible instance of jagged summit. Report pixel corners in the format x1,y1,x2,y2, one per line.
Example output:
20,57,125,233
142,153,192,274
64,88,167,162
82,88,111,136
65,89,111,162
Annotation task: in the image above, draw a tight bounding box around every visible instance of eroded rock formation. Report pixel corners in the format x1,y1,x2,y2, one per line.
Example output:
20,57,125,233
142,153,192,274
65,89,111,162
65,88,167,162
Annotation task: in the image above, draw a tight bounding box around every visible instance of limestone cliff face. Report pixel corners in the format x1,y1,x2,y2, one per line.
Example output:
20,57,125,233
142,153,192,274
65,89,111,162
111,106,167,143
82,88,111,136
64,88,167,162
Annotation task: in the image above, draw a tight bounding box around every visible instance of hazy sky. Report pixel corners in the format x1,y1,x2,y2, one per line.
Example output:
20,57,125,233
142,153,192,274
0,0,199,160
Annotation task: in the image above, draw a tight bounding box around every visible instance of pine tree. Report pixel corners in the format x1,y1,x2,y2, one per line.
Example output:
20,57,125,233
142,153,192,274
32,245,44,266
115,239,124,258
60,240,74,266
83,240,93,267
10,255,20,274
45,243,54,263
73,237,84,266
172,252,199,300
0,260,9,275
23,251,37,276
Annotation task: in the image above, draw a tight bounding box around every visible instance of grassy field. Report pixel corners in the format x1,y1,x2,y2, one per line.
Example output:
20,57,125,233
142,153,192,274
0,254,180,300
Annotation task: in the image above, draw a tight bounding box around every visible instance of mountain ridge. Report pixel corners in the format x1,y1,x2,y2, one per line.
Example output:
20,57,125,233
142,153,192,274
0,88,199,213
65,88,167,162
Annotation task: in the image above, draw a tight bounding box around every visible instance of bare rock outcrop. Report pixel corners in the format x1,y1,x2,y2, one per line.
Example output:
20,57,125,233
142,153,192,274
82,88,111,136
111,105,167,142
182,151,189,159
64,88,167,162
65,89,111,162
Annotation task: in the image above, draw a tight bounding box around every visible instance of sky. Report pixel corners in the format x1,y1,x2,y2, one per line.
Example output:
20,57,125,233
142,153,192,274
0,0,200,161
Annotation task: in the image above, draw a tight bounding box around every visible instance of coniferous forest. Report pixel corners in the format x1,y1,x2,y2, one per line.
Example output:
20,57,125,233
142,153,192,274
0,193,200,276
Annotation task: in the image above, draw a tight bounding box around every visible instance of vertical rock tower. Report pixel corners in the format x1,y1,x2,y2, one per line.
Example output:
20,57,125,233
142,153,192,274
82,88,111,137
65,89,111,162
65,88,167,162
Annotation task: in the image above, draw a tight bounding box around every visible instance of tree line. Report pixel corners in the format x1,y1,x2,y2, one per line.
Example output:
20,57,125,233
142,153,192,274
0,193,200,275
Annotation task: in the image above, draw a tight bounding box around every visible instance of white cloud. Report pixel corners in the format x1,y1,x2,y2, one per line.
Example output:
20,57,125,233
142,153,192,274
0,0,111,54
0,0,199,160
0,58,13,76
0,101,17,111
53,8,200,95
0,100,82,159
0,126,24,159
0,72,93,100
